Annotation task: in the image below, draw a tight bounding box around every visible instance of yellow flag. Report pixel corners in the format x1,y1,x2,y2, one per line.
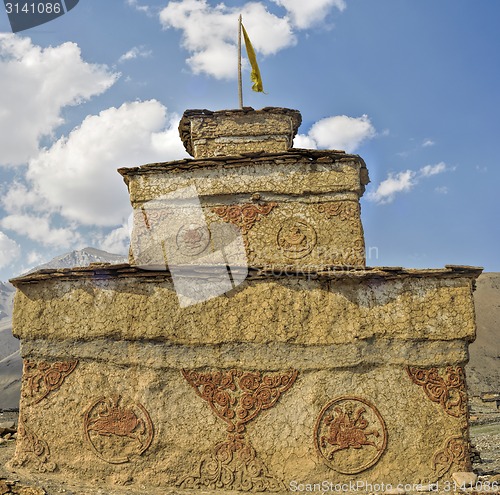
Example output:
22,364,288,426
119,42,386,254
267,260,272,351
241,23,264,93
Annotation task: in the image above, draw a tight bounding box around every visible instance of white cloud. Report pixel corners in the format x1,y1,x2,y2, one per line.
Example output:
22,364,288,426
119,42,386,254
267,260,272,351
367,170,416,204
0,231,21,269
0,181,49,214
293,134,318,149
158,0,348,79
159,0,295,79
0,34,118,166
272,0,346,29
368,162,453,204
187,41,238,79
23,100,187,227
294,114,376,153
119,46,152,63
435,186,448,195
422,139,435,147
26,250,47,266
99,224,130,255
127,0,152,14
420,161,447,177
0,215,80,248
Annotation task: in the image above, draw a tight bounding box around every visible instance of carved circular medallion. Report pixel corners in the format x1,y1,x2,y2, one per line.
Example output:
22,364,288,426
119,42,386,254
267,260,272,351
276,219,317,259
314,396,387,474
84,396,154,464
176,223,211,256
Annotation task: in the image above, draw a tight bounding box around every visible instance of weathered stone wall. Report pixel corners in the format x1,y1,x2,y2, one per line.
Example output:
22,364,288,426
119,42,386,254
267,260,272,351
120,151,369,268
9,265,480,492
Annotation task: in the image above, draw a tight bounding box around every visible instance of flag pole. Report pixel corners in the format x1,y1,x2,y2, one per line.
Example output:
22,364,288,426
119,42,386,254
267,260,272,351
238,14,243,109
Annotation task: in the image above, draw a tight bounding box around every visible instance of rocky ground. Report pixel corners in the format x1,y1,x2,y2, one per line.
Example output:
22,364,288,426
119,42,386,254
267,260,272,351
1,406,499,495
469,397,500,477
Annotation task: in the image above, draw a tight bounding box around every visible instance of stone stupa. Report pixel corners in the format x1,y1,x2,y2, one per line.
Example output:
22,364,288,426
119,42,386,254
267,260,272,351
8,106,481,494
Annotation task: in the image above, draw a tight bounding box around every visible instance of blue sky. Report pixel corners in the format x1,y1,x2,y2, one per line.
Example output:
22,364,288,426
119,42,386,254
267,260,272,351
0,0,499,280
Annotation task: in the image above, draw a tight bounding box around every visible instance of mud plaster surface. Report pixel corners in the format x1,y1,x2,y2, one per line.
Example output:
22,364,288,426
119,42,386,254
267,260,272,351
7,267,480,492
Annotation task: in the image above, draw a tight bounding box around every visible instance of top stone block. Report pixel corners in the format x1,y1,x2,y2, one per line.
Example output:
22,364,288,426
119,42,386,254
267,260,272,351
178,107,302,158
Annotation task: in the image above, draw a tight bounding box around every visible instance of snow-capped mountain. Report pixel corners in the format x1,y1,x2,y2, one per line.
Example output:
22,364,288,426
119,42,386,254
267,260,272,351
25,247,127,274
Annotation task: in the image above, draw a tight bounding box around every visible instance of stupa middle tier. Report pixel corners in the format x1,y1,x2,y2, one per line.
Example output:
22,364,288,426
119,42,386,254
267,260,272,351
120,149,368,269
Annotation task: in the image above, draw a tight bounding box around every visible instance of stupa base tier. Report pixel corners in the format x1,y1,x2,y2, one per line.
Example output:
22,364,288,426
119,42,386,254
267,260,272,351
8,264,481,492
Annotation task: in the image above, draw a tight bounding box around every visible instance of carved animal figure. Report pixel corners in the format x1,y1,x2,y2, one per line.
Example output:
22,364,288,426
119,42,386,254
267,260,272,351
87,402,146,446
321,405,380,457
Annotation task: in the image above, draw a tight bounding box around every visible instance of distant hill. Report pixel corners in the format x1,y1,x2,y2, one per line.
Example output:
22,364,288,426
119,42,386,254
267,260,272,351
0,282,17,366
26,247,126,273
467,272,500,396
0,268,498,410
0,281,14,322
0,247,126,410
0,350,22,410
0,319,19,363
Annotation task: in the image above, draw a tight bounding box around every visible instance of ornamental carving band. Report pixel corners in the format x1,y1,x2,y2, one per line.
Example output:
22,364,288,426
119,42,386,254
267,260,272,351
138,207,174,230
406,366,467,417
317,201,360,221
432,435,471,479
181,368,298,433
179,368,298,491
22,359,78,404
12,417,56,473
179,434,285,492
211,202,277,235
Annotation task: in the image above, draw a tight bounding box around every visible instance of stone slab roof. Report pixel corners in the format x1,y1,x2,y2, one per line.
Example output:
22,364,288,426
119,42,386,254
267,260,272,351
10,263,483,286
